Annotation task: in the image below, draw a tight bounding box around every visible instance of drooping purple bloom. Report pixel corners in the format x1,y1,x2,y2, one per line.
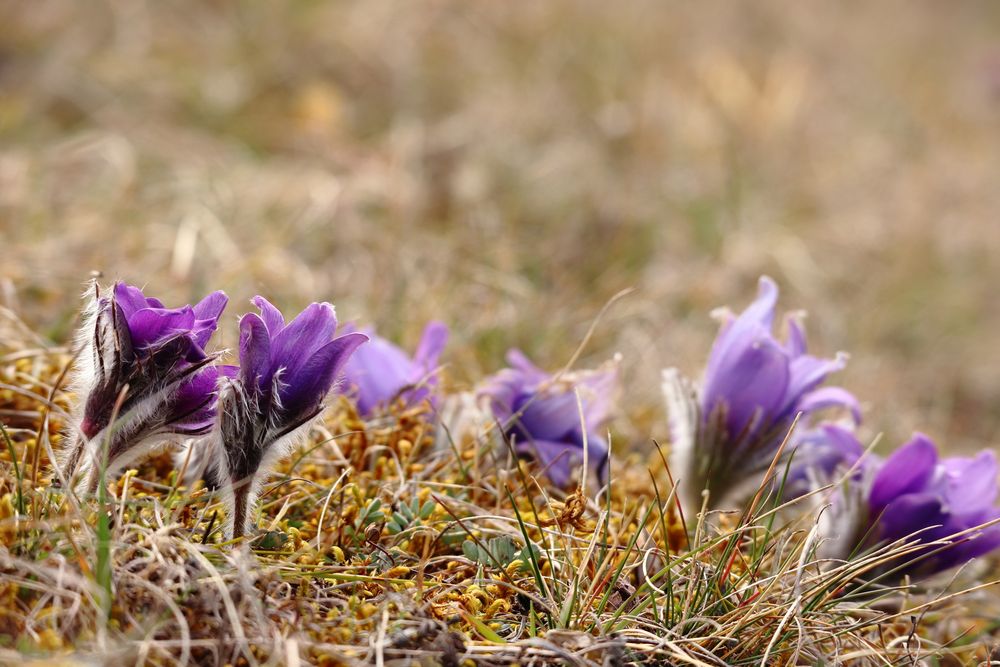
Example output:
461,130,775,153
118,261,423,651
65,281,228,492
665,277,860,513
341,321,449,417
869,435,1000,575
211,296,367,539
821,434,1000,579
480,349,617,489
783,423,865,499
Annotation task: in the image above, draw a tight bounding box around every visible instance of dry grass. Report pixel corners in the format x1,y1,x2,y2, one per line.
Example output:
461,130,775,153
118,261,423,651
3,2,1000,664
3,295,1000,664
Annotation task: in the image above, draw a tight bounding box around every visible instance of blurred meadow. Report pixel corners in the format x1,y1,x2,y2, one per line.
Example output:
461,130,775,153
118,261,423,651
2,0,1000,455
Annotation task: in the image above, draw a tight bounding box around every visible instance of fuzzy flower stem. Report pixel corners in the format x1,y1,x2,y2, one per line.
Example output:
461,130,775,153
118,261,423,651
64,281,228,492
211,297,367,540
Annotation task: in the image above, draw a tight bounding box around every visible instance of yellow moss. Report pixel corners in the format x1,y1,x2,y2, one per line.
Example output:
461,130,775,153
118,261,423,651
36,628,63,651
0,494,14,520
356,602,378,620
397,439,412,458
485,599,511,617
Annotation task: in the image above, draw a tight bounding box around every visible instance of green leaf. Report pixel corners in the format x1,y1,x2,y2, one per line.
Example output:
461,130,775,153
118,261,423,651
462,540,481,562
466,613,507,644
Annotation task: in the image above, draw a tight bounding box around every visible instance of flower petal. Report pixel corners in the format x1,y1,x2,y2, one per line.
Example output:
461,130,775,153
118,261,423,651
932,508,1000,572
414,320,449,370
271,302,338,377
505,349,547,382
577,367,617,431
278,332,368,419
167,364,236,433
252,295,285,335
514,435,608,489
704,276,780,383
515,390,581,441
781,352,849,414
784,313,808,357
942,450,998,513
869,433,938,514
191,291,228,348
193,290,228,322
795,386,862,424
702,334,790,440
344,334,416,416
238,313,272,391
876,492,947,544
127,306,197,350
113,282,154,318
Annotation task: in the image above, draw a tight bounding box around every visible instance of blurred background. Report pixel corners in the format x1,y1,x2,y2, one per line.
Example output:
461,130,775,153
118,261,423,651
1,1,998,454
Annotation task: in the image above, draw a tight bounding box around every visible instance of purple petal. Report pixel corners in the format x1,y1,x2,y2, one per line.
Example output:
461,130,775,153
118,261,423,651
413,321,449,370
278,332,368,418
578,368,617,431
271,302,338,377
167,364,236,432
876,493,947,544
784,314,808,357
238,313,272,391
932,508,1000,571
113,282,154,318
516,391,581,441
702,335,790,440
514,435,608,489
344,334,416,416
479,369,524,422
941,450,998,513
505,349,548,382
193,291,228,322
252,295,286,335
704,276,780,383
869,433,939,514
190,291,228,348
795,386,862,424
781,352,849,415
126,306,197,350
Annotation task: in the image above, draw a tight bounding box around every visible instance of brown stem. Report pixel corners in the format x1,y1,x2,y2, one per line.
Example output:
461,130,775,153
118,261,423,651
85,464,100,495
60,433,85,489
231,482,251,540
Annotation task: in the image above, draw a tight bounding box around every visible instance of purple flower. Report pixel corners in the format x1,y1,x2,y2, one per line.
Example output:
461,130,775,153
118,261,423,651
480,349,617,489
861,434,1000,577
211,296,367,539
65,282,228,492
665,277,860,512
341,321,449,417
783,424,865,499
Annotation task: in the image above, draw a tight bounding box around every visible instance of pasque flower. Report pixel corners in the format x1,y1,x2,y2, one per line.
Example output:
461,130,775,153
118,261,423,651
341,321,448,417
783,423,865,500
211,297,367,539
664,276,860,513
480,349,617,489
820,433,1000,579
64,282,228,492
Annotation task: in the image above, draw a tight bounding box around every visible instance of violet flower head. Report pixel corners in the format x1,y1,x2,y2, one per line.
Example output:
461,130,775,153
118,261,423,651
821,434,1000,579
665,276,860,513
783,423,865,500
868,434,1000,576
65,281,228,491
341,321,449,417
480,349,617,489
212,296,367,539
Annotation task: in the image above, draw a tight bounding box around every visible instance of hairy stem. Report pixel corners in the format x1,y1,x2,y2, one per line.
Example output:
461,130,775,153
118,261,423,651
230,479,253,540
